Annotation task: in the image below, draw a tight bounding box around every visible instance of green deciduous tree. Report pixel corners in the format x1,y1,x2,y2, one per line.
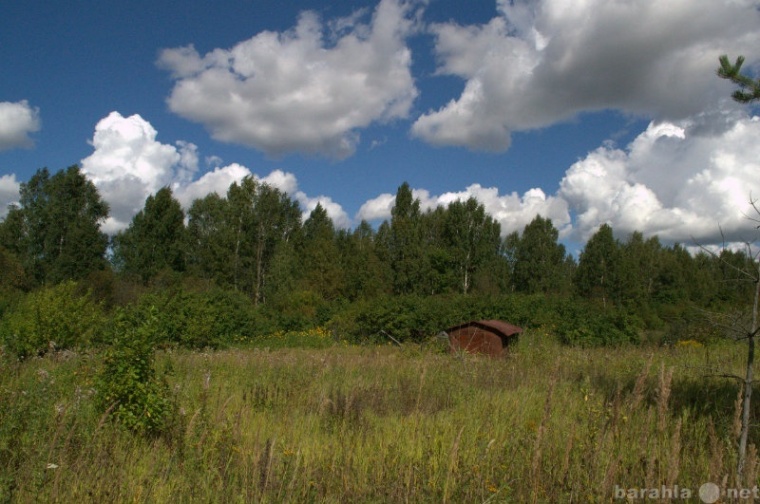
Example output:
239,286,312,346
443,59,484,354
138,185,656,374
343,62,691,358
652,243,694,306
510,215,573,295
619,232,662,309
415,206,449,294
297,203,345,300
381,183,427,295
244,181,302,305
336,221,392,300
5,166,109,285
574,224,622,308
441,198,502,295
185,177,300,304
186,192,233,286
112,187,186,282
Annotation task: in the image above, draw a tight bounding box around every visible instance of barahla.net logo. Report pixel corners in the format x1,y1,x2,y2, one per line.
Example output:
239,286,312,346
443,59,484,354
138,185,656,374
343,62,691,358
614,482,760,502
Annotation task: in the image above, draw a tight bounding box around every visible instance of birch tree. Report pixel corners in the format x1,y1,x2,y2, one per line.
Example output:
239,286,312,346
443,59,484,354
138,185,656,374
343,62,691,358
7,166,109,285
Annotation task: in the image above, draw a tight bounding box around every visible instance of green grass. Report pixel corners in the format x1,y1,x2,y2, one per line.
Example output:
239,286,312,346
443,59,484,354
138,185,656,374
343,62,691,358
1,333,756,502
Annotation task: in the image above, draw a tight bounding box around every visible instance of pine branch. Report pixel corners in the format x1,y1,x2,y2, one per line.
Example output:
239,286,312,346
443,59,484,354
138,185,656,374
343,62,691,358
718,55,760,104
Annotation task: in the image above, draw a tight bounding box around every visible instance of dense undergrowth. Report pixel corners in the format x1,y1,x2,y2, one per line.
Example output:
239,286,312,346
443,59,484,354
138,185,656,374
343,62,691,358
0,279,714,361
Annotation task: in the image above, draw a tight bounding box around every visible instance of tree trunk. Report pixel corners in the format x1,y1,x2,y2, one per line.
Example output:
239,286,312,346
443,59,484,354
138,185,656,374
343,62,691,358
462,250,471,295
254,223,265,306
737,263,760,484
233,214,243,291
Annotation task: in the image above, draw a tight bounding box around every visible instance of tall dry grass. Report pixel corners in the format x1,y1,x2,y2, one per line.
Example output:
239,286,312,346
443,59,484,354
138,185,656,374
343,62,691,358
0,334,755,502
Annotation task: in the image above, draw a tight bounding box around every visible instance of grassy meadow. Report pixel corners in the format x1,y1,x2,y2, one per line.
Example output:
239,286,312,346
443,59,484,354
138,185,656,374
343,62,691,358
1,332,757,503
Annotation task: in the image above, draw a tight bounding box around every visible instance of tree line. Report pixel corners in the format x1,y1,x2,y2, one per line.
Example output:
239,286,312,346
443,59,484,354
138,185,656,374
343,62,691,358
0,164,754,352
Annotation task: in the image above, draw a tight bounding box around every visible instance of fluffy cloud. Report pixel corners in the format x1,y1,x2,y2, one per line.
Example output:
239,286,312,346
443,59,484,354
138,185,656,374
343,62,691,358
357,193,396,221
158,0,421,159
174,163,252,208
79,112,349,233
559,111,760,244
0,174,21,219
359,110,760,246
412,0,760,150
429,185,570,237
80,112,197,233
0,100,41,151
357,182,569,237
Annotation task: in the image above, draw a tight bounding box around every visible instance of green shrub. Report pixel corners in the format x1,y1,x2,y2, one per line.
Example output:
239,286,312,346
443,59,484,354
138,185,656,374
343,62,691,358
132,287,257,349
0,281,105,359
336,295,429,343
95,306,174,437
328,293,647,347
263,289,325,332
331,293,553,344
555,301,641,347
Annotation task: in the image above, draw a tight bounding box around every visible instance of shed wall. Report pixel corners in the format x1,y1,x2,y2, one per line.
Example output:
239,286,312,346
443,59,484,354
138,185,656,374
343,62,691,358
448,327,504,356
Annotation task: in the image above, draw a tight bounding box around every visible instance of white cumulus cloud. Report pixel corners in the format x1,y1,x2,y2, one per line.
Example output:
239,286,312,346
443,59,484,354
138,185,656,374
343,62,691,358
80,111,196,233
412,0,760,151
79,112,349,233
174,163,252,209
559,111,760,244
158,0,422,159
357,182,569,237
0,100,41,151
357,193,396,221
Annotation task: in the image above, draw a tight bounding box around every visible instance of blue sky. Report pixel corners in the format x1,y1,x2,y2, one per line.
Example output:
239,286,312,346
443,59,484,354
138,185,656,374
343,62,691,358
2,0,760,252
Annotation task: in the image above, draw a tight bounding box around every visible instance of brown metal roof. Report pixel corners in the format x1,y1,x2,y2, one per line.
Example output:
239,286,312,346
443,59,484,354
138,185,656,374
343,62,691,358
445,320,523,339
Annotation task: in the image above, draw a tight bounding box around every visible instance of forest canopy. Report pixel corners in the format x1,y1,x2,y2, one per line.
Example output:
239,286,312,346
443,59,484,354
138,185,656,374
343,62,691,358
0,165,755,355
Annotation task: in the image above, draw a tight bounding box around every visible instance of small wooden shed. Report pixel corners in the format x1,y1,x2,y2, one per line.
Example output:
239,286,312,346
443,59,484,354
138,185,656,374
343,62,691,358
444,320,523,356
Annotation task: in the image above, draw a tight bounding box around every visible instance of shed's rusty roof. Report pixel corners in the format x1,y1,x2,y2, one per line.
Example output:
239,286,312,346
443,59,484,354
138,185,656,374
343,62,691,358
446,320,523,339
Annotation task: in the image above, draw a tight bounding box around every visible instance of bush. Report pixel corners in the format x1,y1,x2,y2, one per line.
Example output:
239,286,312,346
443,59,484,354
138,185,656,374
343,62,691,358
95,306,174,437
555,300,641,347
332,296,434,343
261,289,326,332
132,287,257,349
0,281,105,359
330,293,553,344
